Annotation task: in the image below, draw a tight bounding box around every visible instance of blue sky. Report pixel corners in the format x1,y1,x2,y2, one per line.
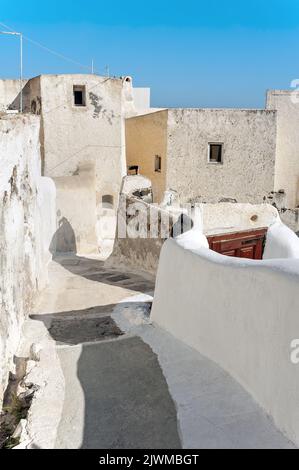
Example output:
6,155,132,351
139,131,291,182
1,0,299,107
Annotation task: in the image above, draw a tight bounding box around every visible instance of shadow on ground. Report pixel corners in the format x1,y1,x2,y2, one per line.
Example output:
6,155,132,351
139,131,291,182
30,302,152,346
56,336,182,449
52,254,155,294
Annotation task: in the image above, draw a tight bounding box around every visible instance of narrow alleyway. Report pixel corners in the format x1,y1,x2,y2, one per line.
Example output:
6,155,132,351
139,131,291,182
24,255,296,449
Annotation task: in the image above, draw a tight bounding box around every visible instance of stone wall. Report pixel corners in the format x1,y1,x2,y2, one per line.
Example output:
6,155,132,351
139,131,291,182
126,111,168,203
0,79,28,112
167,108,277,204
280,209,299,234
107,195,180,275
126,108,277,205
267,91,299,208
200,203,279,235
38,74,133,204
0,114,56,406
109,199,280,275
19,74,140,254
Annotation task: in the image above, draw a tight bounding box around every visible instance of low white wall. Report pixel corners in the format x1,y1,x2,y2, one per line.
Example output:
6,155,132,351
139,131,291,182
200,203,279,235
264,222,299,259
0,115,56,405
151,239,299,446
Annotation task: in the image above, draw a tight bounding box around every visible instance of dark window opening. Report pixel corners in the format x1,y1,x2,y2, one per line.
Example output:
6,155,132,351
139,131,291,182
209,143,223,164
155,155,162,173
102,195,114,208
73,85,86,106
128,165,139,175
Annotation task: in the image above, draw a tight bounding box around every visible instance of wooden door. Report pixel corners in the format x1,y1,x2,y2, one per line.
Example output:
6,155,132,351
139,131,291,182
207,228,267,260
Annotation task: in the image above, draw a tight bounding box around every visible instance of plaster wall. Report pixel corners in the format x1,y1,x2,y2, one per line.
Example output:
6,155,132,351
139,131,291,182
107,194,181,274
39,74,126,201
109,201,279,274
263,221,299,259
279,209,299,234
267,90,299,208
11,74,139,254
200,203,279,235
0,79,28,112
0,115,56,405
166,108,277,204
52,163,98,254
151,239,299,446
126,108,276,205
126,110,168,203
132,88,151,113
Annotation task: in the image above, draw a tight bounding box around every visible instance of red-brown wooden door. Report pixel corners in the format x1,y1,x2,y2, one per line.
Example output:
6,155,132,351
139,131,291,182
207,228,267,260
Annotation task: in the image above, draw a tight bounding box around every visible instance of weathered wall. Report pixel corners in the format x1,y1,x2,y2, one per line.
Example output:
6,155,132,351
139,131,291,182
200,203,279,235
279,209,299,234
151,238,299,446
39,75,126,202
267,90,299,208
109,201,279,274
19,74,139,253
166,108,277,204
0,79,28,112
51,163,98,254
126,111,168,203
0,114,56,406
107,195,180,274
126,108,276,205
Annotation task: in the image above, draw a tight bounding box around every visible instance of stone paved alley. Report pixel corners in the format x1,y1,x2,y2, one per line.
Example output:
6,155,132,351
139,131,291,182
17,255,296,449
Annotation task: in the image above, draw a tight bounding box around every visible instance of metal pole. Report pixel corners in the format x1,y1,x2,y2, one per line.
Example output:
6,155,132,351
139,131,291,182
20,33,23,113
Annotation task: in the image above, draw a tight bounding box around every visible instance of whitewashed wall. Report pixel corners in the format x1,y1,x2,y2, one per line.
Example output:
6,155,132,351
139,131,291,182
0,79,28,112
0,115,56,405
166,108,277,204
267,90,299,208
152,238,299,446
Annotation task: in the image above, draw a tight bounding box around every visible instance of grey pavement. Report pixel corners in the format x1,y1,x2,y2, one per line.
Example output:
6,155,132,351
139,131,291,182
55,337,181,449
29,254,296,449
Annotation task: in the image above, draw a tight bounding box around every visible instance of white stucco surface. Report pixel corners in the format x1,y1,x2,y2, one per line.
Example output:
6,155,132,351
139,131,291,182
200,203,279,235
151,239,299,446
126,108,277,205
267,90,299,208
263,222,299,259
167,108,277,204
175,228,209,251
132,88,151,113
20,74,140,254
52,162,98,254
0,114,56,405
0,79,28,112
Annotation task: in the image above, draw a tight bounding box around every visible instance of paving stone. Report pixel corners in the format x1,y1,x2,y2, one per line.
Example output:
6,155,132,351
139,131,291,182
49,316,124,345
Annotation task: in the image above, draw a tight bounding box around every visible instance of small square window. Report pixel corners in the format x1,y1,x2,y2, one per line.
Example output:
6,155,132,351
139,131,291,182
73,85,86,106
209,143,223,164
155,155,162,172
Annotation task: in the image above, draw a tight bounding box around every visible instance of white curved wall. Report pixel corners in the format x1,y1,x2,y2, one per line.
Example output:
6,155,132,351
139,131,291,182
264,222,299,260
151,239,299,446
